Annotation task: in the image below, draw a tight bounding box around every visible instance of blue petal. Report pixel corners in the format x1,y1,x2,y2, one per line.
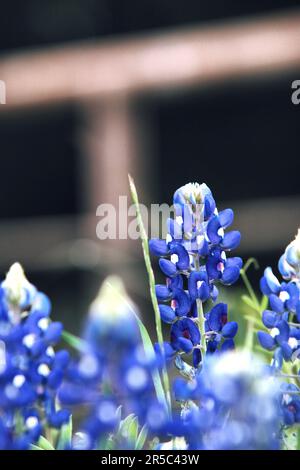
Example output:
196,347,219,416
278,254,292,279
264,267,280,294
269,294,284,314
206,254,221,280
207,216,222,244
159,305,176,324
272,348,283,369
198,238,209,257
226,257,243,270
167,218,182,241
44,322,63,344
222,266,240,285
198,282,210,302
159,259,177,277
149,239,168,256
218,208,234,228
286,246,299,266
221,231,241,251
47,409,71,429
169,275,183,290
54,350,70,369
262,310,280,328
178,337,193,353
221,338,235,352
188,271,208,301
257,331,276,350
211,285,219,302
155,284,172,301
33,293,51,317
172,289,191,317
204,195,216,220
222,321,238,338
170,244,190,271
281,341,293,360
183,318,201,345
48,369,63,389
260,276,272,296
192,348,202,367
208,303,227,332
276,320,290,344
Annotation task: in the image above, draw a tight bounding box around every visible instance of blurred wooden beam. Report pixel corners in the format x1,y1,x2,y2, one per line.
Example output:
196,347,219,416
1,9,300,110
0,196,299,272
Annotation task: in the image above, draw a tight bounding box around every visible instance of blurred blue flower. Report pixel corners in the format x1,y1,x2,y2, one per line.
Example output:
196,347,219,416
173,351,280,450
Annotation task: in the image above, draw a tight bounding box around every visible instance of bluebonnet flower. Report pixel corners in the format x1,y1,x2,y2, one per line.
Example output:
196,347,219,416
205,303,238,354
280,383,300,425
150,182,242,369
172,351,280,450
258,230,300,366
278,229,300,281
59,277,158,449
0,263,70,449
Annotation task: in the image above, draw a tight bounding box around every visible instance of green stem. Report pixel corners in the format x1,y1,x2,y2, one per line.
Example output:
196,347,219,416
240,267,261,351
243,257,259,273
128,175,171,412
244,319,254,351
240,268,260,312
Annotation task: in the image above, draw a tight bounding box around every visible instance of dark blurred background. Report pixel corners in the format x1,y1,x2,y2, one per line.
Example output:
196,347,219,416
0,1,300,336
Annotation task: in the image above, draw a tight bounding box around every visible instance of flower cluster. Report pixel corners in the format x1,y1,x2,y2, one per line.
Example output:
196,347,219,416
258,230,300,365
257,230,300,428
58,277,158,450
0,179,297,451
0,263,70,449
150,182,242,368
173,351,280,450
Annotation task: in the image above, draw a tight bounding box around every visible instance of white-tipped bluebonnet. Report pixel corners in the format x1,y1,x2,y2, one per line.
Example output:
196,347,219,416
59,277,157,449
258,230,300,366
0,263,70,449
278,229,300,281
150,182,241,368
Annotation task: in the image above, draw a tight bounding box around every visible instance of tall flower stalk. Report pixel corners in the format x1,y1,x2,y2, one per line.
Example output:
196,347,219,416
149,181,242,373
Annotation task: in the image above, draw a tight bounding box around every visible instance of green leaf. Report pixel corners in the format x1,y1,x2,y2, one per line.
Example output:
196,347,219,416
29,444,43,450
260,295,269,311
62,331,86,351
241,295,257,311
129,175,171,413
134,314,169,412
135,425,148,450
56,415,73,450
282,426,298,450
36,436,55,450
118,414,135,437
243,315,263,329
127,417,139,444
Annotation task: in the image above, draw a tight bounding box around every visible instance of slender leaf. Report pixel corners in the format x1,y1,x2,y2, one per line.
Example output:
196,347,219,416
62,331,86,352
135,424,148,450
128,175,171,412
57,415,73,450
36,436,55,450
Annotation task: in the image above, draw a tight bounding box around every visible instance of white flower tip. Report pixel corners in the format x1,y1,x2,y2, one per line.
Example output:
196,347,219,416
89,275,137,322
2,262,33,305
